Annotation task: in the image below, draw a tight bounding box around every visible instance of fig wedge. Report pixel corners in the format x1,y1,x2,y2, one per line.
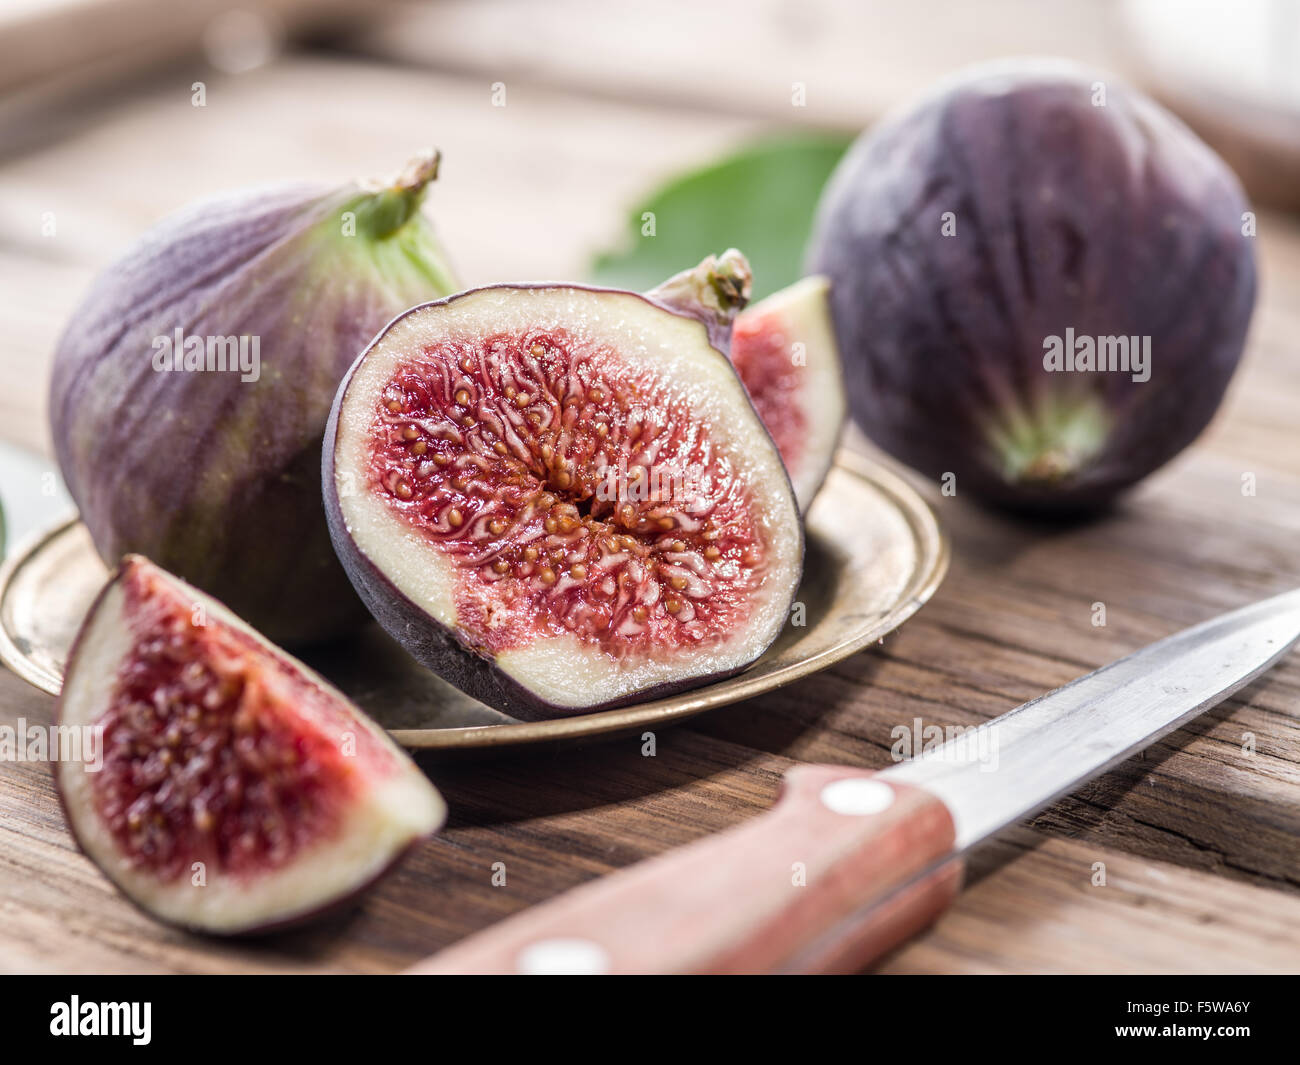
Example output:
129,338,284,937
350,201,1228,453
731,276,846,511
55,556,445,935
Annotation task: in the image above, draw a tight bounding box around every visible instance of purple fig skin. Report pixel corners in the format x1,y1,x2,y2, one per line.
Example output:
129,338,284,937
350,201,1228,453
49,154,458,645
52,555,444,937
806,60,1257,510
322,276,804,722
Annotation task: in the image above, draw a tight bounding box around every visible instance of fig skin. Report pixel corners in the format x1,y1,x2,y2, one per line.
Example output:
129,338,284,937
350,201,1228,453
53,555,446,937
323,256,805,720
49,153,459,644
806,60,1257,510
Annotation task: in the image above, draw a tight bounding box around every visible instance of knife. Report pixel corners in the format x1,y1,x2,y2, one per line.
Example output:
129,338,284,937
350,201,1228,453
411,588,1300,974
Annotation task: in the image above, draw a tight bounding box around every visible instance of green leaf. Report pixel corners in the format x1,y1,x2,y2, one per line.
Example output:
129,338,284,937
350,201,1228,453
589,134,852,302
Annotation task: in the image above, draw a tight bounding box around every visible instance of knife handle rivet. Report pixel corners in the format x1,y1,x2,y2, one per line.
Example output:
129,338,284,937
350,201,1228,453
516,937,611,975
819,779,895,816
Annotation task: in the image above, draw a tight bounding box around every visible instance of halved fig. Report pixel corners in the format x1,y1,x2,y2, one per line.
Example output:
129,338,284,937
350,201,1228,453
324,252,804,719
730,276,846,512
55,555,446,935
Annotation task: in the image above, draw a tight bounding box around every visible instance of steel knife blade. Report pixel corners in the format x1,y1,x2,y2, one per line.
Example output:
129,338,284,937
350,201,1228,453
883,586,1300,850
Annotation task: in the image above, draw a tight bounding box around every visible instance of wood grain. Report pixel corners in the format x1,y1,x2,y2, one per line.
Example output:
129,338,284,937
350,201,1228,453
1,21,1299,974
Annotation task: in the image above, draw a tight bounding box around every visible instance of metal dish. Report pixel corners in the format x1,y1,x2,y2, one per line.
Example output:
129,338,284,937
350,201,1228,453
0,450,947,752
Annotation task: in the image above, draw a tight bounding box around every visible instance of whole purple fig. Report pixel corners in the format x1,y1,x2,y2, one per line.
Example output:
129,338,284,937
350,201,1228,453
807,61,1257,509
50,152,459,643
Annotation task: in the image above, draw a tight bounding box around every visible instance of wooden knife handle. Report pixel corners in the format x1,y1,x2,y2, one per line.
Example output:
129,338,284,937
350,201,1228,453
410,765,961,974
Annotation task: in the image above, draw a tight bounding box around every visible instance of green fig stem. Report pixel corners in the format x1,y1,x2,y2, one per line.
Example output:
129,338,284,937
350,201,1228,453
354,149,441,241
647,249,753,353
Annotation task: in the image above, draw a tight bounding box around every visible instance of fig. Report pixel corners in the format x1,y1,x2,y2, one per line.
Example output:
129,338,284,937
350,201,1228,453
324,252,804,719
49,152,460,644
55,555,446,935
806,61,1257,509
730,276,846,511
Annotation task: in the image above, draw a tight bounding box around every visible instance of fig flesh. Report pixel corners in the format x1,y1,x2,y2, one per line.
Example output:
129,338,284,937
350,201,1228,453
806,61,1257,509
730,276,846,511
55,555,446,935
50,152,460,644
324,253,804,719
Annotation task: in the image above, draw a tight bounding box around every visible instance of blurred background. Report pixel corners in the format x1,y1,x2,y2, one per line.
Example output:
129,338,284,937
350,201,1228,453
2,0,1300,482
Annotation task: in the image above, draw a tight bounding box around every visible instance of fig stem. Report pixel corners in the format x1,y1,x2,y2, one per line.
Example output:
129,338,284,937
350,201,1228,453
354,149,442,241
647,249,753,352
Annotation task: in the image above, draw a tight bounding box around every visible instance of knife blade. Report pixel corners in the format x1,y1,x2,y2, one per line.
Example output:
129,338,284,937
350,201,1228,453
411,588,1300,975
883,585,1300,849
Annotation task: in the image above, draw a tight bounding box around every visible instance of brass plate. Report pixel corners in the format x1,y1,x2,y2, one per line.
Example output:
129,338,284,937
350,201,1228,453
0,451,946,752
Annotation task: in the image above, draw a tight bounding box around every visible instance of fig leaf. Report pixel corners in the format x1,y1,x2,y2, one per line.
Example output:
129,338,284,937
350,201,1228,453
590,134,850,301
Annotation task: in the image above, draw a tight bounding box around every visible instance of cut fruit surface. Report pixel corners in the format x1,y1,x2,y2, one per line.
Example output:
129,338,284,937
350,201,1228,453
55,555,445,935
730,276,846,511
326,258,804,719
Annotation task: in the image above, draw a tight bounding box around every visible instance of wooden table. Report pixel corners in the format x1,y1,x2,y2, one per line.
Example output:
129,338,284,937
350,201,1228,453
1,1,1298,974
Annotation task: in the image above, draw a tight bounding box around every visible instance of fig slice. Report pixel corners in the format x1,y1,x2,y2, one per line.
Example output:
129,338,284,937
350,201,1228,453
730,276,846,511
324,252,804,719
54,555,446,935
